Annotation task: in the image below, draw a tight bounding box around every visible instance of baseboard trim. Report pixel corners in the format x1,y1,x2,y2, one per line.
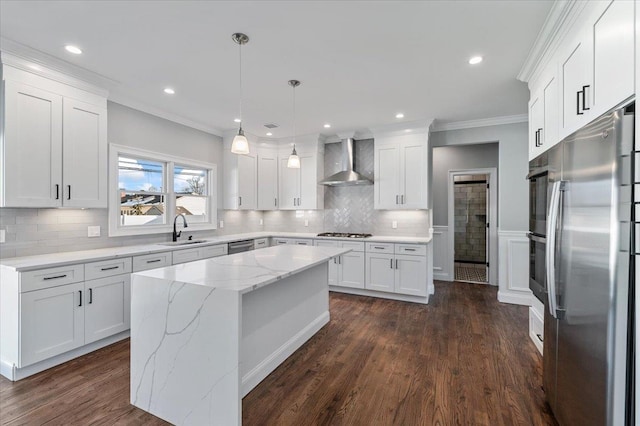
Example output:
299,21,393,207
241,311,330,397
329,287,430,304
1,331,130,381
434,272,452,282
497,290,532,306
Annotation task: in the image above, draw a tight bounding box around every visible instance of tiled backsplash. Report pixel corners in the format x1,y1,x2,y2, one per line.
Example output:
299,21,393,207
0,139,430,259
0,208,263,258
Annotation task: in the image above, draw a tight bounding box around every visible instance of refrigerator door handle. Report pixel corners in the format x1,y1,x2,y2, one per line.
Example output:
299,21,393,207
546,180,563,318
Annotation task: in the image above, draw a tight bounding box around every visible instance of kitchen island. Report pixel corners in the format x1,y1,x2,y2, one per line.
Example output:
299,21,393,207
129,244,350,426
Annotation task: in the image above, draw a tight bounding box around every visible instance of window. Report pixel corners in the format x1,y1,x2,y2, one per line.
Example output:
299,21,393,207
109,145,217,236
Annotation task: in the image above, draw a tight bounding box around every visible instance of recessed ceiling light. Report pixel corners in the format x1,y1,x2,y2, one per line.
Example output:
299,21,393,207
64,45,82,55
234,118,242,123
323,123,331,128
404,129,412,133
395,113,404,119
266,132,273,136
469,56,483,65
163,87,175,95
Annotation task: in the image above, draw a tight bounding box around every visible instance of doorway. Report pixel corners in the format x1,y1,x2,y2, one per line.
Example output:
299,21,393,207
453,174,488,283
448,168,498,285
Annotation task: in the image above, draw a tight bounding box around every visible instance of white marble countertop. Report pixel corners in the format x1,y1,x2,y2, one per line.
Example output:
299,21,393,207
133,245,351,294
0,231,431,272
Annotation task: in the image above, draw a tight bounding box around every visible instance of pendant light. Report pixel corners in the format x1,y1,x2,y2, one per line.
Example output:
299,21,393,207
287,79,301,168
231,33,250,155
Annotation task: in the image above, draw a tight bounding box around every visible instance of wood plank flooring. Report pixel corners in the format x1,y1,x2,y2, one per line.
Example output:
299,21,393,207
0,281,557,425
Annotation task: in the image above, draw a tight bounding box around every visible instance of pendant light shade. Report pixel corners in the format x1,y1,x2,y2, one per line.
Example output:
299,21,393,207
231,32,250,155
287,79,301,169
287,144,300,168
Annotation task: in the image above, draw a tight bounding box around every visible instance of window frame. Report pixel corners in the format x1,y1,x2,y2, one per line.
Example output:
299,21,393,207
108,144,217,237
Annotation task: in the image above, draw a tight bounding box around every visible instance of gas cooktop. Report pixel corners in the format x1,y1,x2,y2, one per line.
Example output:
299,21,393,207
317,232,372,238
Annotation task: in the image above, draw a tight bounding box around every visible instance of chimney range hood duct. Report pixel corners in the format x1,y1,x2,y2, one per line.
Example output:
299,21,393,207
319,138,373,187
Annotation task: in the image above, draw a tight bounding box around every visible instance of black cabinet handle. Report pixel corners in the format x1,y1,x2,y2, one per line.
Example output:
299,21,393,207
146,259,162,264
582,85,590,111
44,274,67,281
275,198,277,207
239,196,242,206
89,288,93,304
404,248,416,252
390,259,393,269
374,246,385,249
577,90,584,115
67,185,71,200
536,333,543,342
100,266,119,271
79,290,83,307
395,259,399,269
396,195,399,204
55,184,60,200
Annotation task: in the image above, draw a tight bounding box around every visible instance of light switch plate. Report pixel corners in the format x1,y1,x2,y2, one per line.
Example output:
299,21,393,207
259,219,264,226
304,220,309,227
392,221,398,229
0,229,5,243
219,220,224,228
87,226,101,238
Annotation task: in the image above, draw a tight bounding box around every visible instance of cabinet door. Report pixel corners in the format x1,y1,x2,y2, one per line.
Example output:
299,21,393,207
365,253,395,293
279,157,300,210
529,94,544,160
257,154,278,210
2,81,63,207
374,145,400,209
299,154,317,209
62,99,107,208
542,74,560,150
590,0,634,115
338,251,365,289
395,255,427,296
400,141,428,209
560,30,593,136
20,282,84,367
237,153,257,210
314,240,339,285
84,275,130,344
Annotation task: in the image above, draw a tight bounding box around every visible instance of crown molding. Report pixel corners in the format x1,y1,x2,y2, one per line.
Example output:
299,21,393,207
431,114,528,133
517,0,587,84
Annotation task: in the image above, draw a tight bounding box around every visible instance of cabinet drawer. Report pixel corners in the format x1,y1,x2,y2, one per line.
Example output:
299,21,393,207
202,244,227,259
314,240,339,248
340,241,364,252
292,238,313,246
254,238,269,249
529,307,544,348
172,248,203,265
366,242,394,253
273,238,291,245
85,258,132,281
21,264,85,293
132,252,172,272
395,244,426,256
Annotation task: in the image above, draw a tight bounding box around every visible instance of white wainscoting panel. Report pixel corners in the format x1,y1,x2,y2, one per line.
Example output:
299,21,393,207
497,230,531,305
431,226,452,281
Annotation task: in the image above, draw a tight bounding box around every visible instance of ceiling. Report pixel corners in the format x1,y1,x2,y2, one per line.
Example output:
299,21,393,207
0,1,552,138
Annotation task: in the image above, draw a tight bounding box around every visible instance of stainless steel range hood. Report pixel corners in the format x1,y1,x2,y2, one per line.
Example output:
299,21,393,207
319,138,372,186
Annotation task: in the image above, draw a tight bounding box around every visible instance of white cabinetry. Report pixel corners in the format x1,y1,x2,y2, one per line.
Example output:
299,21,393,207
364,243,427,296
529,70,560,160
257,150,278,210
254,238,269,249
223,133,257,210
278,148,324,210
84,274,131,344
314,240,365,289
172,244,228,265
273,237,313,246
374,133,429,210
1,66,108,208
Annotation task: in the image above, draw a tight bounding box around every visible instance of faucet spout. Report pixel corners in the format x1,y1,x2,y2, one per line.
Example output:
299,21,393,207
172,214,188,242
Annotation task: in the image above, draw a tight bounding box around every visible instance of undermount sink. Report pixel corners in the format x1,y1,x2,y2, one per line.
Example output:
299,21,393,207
159,239,209,246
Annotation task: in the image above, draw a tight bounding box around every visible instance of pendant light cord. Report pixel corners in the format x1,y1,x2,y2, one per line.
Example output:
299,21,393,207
238,42,243,126
292,83,296,146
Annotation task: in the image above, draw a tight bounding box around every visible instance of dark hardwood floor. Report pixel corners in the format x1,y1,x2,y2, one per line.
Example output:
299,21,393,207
0,281,557,425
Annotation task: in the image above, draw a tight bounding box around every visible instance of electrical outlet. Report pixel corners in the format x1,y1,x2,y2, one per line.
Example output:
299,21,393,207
87,226,101,238
304,220,309,227
392,221,398,229
219,220,224,228
0,229,5,243
259,219,264,226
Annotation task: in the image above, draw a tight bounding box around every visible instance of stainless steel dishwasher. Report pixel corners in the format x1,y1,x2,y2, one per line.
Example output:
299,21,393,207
227,239,255,254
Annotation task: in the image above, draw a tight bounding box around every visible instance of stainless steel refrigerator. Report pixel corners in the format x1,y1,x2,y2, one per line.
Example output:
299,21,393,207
543,101,635,426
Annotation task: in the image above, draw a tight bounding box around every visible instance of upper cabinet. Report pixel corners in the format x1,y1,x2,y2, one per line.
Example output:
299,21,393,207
524,0,635,159
1,63,108,208
374,132,429,210
224,134,324,211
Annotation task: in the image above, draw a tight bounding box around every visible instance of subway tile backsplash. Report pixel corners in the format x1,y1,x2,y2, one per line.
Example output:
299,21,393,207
0,139,429,259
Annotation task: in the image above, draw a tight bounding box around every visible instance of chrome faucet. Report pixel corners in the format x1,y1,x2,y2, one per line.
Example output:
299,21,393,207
172,214,188,242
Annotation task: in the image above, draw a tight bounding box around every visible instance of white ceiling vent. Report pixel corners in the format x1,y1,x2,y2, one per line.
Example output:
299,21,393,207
264,123,279,129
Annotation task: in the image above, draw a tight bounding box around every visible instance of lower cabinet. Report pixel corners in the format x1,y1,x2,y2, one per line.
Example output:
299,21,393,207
273,237,313,246
365,244,427,296
19,273,131,367
314,240,365,289
172,244,228,265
